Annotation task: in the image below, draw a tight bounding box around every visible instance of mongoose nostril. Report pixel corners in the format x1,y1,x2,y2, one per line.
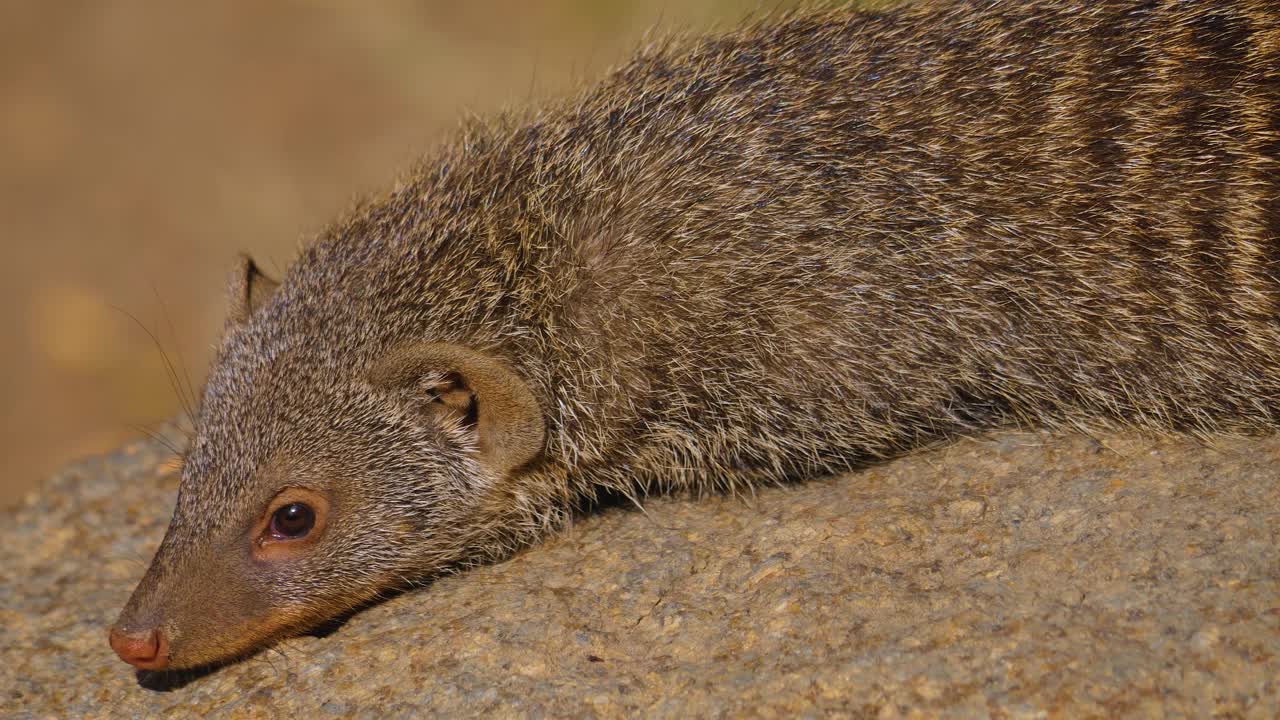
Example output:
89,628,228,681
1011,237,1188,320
108,627,169,670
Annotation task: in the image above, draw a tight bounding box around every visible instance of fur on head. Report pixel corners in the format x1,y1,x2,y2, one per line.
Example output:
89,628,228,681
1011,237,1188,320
110,257,545,670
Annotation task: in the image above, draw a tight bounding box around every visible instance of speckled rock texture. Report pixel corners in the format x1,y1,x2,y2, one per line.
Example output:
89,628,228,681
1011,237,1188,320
4,431,1279,718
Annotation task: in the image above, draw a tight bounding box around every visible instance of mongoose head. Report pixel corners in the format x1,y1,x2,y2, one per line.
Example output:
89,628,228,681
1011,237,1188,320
108,255,546,671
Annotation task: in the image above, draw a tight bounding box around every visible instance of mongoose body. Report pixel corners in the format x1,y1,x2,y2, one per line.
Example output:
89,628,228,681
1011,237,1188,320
111,0,1280,671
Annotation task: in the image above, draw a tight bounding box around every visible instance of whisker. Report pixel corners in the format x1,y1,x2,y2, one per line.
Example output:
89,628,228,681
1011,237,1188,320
109,304,196,425
150,281,200,418
130,422,182,457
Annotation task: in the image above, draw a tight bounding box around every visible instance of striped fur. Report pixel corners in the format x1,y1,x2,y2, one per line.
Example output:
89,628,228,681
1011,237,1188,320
115,0,1280,670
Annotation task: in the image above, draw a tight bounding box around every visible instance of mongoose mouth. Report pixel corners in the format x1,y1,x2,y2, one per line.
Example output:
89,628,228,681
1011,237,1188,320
109,584,350,673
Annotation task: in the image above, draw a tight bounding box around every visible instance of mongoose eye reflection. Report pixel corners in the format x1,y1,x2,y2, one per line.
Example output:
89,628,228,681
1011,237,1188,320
269,503,315,540
253,488,330,556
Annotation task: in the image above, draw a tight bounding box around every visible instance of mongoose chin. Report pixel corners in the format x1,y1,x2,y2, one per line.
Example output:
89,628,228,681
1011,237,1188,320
110,0,1280,673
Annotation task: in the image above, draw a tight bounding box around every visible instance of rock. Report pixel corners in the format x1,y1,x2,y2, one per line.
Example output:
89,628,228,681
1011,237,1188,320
3,431,1279,717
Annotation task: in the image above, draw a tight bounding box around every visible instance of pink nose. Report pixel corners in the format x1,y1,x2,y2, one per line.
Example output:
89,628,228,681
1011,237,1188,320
108,627,169,670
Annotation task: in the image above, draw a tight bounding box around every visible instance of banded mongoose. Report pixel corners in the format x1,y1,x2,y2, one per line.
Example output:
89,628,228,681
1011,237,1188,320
110,0,1280,672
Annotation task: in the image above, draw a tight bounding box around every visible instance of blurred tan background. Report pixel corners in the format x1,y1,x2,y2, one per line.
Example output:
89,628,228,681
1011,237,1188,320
2,0,831,506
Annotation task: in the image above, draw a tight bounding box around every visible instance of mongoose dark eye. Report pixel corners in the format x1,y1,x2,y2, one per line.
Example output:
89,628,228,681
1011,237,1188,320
270,503,315,539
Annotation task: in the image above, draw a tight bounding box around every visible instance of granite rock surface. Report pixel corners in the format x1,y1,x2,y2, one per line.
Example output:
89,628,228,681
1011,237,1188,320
3,431,1279,718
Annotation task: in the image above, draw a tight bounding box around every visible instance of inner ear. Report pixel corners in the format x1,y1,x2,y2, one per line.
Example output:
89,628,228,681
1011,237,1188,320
368,343,545,479
424,372,479,428
227,254,280,326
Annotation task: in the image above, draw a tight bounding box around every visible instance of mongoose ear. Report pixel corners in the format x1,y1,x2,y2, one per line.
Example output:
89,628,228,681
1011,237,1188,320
227,254,280,325
368,343,545,478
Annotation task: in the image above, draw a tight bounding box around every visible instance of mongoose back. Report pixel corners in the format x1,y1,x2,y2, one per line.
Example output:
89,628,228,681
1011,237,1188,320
111,0,1280,672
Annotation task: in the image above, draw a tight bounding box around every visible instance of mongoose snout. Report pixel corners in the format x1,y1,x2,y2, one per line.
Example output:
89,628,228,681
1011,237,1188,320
108,627,168,671
111,0,1280,673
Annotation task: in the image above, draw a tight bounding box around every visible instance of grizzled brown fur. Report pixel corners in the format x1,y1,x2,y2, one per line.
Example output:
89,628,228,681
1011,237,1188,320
113,0,1280,671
